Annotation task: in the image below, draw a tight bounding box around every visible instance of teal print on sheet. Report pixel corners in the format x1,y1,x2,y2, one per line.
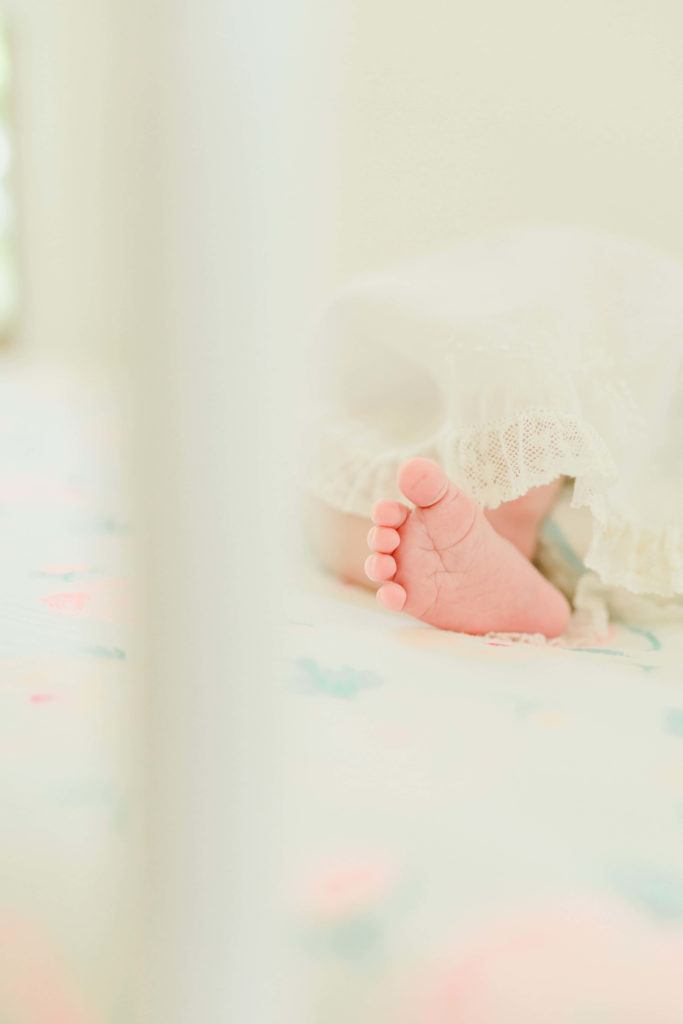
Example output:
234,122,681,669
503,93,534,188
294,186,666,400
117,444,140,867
571,648,627,657
571,623,661,661
513,699,543,719
541,517,586,576
623,624,661,652
298,864,414,960
612,865,683,920
541,517,645,658
44,780,129,831
92,517,129,535
663,708,683,737
32,568,98,583
290,658,382,699
83,645,126,661
301,914,384,959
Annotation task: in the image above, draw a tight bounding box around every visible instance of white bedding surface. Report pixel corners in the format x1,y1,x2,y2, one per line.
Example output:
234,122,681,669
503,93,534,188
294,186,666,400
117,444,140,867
282,567,683,1020
0,367,133,1024
3,364,683,1022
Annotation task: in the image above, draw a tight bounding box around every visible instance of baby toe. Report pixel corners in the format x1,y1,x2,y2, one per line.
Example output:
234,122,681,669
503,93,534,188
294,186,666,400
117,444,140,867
376,582,406,611
398,458,450,508
364,553,397,582
371,499,409,528
367,526,400,553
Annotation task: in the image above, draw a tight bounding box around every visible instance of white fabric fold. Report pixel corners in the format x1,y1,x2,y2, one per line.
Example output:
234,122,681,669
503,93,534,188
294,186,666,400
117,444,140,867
309,225,683,600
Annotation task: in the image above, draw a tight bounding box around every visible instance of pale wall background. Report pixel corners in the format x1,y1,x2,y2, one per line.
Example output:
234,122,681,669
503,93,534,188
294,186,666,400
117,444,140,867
6,0,683,361
332,0,683,281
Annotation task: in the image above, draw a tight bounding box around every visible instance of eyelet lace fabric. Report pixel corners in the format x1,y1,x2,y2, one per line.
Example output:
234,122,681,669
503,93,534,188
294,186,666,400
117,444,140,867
308,226,683,602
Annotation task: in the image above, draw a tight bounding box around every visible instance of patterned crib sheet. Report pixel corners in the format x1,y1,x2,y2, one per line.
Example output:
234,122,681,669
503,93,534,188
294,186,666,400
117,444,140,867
3,364,683,1023
0,366,132,1023
282,565,683,1022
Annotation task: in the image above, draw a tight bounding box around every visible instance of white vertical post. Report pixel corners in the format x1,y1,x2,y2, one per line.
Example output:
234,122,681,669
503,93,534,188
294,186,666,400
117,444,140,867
120,3,342,1023
5,0,341,1016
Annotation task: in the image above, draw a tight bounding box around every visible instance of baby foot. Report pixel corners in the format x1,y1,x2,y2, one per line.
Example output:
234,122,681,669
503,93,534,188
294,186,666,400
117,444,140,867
365,458,570,637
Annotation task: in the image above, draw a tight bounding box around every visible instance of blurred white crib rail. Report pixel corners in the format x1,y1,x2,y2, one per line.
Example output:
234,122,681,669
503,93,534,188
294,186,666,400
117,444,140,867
2,1,341,1021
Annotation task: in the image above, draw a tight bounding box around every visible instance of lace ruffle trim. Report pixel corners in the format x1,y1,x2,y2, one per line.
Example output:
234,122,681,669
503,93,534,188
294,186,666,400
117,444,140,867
308,408,683,599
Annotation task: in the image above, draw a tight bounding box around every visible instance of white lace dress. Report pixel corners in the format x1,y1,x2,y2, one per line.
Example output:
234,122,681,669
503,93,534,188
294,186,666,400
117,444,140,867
308,226,683,609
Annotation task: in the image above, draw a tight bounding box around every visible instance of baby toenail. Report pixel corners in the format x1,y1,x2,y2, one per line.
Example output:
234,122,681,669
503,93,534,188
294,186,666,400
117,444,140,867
422,479,449,507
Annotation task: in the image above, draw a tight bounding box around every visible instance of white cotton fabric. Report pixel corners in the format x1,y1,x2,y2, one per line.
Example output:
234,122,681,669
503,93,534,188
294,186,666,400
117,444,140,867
308,225,683,599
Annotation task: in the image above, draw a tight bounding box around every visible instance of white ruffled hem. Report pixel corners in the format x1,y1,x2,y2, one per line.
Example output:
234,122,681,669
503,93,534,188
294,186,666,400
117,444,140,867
308,407,683,600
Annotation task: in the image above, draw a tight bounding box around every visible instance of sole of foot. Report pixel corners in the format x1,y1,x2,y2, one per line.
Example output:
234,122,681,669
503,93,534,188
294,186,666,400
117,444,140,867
365,458,570,638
